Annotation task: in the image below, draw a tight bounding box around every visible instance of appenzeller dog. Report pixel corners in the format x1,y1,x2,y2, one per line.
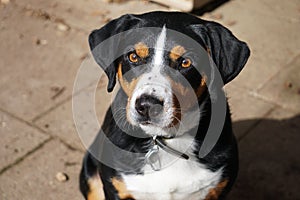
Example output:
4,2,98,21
80,11,250,200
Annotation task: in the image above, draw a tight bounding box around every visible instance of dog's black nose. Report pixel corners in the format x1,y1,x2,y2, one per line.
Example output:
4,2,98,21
135,94,164,119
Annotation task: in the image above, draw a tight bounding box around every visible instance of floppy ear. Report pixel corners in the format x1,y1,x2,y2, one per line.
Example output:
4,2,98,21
190,22,250,84
89,14,141,92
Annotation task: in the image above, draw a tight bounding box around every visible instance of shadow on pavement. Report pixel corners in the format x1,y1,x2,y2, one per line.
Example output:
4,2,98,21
228,114,300,200
192,0,230,15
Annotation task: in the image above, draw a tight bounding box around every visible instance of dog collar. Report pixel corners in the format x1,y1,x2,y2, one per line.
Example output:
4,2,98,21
145,136,199,171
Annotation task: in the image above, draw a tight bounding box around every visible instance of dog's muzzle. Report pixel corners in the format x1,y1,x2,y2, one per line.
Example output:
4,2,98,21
135,94,164,124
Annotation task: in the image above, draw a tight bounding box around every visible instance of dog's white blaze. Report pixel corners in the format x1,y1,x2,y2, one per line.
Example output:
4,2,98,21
122,135,223,200
128,25,174,130
153,25,167,67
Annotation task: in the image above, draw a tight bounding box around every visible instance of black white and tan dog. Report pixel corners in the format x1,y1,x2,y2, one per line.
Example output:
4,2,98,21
80,11,250,200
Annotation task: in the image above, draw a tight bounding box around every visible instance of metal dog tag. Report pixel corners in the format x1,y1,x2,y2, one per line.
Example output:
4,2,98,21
145,145,161,171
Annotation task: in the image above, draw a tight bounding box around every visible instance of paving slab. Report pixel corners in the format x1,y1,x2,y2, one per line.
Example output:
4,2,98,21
234,0,300,22
0,3,90,121
257,55,300,112
228,107,300,200
14,0,170,31
0,110,50,172
34,70,112,151
202,0,300,91
0,139,84,200
225,85,275,139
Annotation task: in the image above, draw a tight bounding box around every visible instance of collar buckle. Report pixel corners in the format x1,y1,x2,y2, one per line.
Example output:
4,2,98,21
145,143,161,171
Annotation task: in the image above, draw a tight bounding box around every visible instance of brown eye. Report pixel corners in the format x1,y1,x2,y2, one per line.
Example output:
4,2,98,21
129,52,139,63
181,58,192,68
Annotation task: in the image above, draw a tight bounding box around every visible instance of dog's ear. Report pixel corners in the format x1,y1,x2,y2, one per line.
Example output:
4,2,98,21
89,14,141,92
190,22,250,84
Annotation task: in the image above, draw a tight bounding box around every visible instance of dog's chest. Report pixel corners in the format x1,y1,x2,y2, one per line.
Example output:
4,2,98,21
122,157,222,200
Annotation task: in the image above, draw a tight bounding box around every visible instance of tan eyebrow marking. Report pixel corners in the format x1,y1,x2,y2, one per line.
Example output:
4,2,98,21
169,45,186,61
135,42,149,58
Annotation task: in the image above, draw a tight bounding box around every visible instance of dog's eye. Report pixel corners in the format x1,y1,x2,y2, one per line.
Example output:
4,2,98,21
181,58,192,68
128,52,139,63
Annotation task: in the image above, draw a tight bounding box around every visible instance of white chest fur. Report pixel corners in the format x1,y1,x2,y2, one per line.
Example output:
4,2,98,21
121,135,222,200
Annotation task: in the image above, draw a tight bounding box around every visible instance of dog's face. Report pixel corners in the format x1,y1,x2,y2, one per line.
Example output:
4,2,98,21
89,12,250,137
116,26,207,136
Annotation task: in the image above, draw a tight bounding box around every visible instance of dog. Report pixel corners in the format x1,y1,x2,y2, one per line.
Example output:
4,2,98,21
80,11,250,200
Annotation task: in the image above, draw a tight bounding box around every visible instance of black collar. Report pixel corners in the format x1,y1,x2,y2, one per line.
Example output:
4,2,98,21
154,136,199,161
145,136,199,171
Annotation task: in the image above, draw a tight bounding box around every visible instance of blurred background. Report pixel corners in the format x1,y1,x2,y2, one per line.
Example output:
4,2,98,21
0,0,299,199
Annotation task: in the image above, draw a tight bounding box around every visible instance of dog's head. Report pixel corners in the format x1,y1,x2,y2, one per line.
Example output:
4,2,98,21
89,12,250,137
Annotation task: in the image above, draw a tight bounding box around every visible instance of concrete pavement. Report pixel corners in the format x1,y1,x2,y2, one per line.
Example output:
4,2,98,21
0,0,299,199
